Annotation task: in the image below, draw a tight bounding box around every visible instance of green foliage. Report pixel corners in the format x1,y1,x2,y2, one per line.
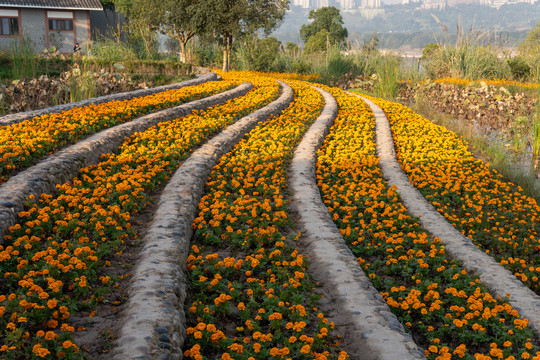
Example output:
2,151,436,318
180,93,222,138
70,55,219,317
304,29,332,54
300,6,348,46
423,39,510,80
112,0,133,16
130,0,207,61
99,0,115,10
518,21,540,57
91,35,138,61
290,58,314,74
361,35,379,54
9,35,37,79
506,56,531,80
205,0,288,71
285,42,299,55
422,43,439,60
374,54,401,98
193,42,221,67
326,48,355,77
235,36,282,72
350,49,380,77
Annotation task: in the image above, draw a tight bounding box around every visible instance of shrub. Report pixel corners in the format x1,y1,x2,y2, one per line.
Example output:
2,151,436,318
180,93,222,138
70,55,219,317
507,56,531,80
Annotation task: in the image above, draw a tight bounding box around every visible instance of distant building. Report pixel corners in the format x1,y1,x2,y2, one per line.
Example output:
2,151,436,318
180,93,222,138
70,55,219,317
480,0,536,8
0,0,103,53
421,0,447,9
421,0,535,10
292,0,312,8
292,0,382,9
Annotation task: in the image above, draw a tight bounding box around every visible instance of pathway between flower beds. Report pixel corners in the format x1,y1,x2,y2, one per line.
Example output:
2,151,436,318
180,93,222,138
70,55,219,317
5,73,540,360
113,80,294,359
290,86,424,360
0,83,252,242
0,73,283,360
359,94,540,333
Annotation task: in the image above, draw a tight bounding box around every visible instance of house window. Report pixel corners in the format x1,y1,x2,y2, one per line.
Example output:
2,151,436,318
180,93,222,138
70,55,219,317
0,17,18,35
48,19,73,31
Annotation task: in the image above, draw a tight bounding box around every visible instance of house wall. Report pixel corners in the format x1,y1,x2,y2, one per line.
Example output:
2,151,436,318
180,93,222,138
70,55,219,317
75,10,89,52
20,8,47,51
0,8,94,53
0,8,22,51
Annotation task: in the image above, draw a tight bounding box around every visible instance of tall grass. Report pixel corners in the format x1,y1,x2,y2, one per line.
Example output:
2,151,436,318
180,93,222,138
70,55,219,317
373,53,401,98
532,116,540,158
68,62,98,103
423,21,511,80
10,35,37,79
91,35,138,62
533,73,540,159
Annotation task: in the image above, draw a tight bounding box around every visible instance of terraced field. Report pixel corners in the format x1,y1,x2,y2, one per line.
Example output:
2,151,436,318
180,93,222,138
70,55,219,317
1,71,539,360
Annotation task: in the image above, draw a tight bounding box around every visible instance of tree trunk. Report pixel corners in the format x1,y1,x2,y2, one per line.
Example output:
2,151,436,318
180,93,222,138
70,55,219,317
171,32,193,63
227,34,232,70
222,32,229,72
179,40,187,63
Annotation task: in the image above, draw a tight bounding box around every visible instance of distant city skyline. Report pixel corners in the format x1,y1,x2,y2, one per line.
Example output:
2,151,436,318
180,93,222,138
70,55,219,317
291,0,537,10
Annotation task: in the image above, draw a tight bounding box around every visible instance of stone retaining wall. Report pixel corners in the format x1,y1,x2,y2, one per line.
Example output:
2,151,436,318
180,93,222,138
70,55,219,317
0,72,220,127
0,82,253,242
112,81,294,360
290,86,425,360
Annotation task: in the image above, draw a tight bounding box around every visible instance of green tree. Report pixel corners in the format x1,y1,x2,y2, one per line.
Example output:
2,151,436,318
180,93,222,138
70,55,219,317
285,42,299,55
300,7,348,46
422,43,439,60
130,0,207,62
238,36,282,71
362,35,379,54
303,29,331,53
99,0,115,10
206,0,288,72
518,21,540,57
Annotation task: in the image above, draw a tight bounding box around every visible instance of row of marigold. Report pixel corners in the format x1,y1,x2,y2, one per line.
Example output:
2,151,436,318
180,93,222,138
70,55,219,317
0,74,278,359
366,95,540,301
316,87,540,359
0,79,237,184
183,78,349,360
433,78,539,90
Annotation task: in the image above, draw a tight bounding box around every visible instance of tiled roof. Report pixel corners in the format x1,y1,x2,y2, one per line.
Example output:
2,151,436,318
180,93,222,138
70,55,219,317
0,0,103,10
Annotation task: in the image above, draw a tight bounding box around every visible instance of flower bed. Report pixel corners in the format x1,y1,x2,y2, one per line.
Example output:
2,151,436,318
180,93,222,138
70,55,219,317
316,87,540,359
367,95,540,299
184,81,349,360
0,75,277,359
219,70,320,83
434,77,539,91
0,80,237,184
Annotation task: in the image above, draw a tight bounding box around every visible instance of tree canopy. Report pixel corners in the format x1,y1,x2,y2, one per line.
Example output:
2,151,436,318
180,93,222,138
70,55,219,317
130,0,207,62
299,7,348,46
111,0,288,70
205,0,288,71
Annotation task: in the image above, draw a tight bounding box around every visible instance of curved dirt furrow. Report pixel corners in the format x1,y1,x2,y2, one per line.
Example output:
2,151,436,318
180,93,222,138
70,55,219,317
0,83,253,242
0,73,220,126
112,81,294,360
290,86,425,360
358,94,540,333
